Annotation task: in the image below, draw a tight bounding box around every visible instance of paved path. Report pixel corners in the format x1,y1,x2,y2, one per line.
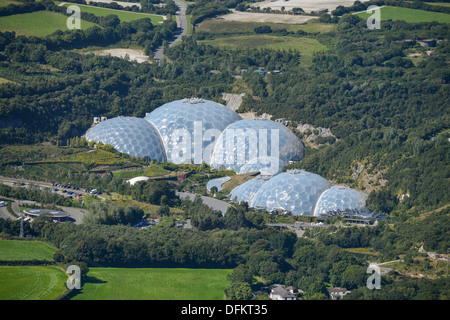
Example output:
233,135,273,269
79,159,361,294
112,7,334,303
176,191,232,214
154,0,188,61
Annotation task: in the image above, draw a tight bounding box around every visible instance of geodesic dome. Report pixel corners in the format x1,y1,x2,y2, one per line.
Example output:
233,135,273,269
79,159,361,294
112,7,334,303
144,98,242,165
252,169,331,216
85,116,167,162
313,185,367,216
210,118,304,176
229,175,271,207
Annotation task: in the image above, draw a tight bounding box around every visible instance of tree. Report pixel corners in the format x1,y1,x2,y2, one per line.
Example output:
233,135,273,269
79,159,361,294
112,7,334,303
227,264,255,285
254,26,272,34
225,281,253,300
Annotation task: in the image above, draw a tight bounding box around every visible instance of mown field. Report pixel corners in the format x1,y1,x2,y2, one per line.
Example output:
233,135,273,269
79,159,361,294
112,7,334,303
199,35,327,57
0,11,97,37
357,5,450,23
0,240,57,261
71,267,232,300
60,3,164,24
0,240,66,300
197,20,335,35
0,240,231,300
0,265,67,300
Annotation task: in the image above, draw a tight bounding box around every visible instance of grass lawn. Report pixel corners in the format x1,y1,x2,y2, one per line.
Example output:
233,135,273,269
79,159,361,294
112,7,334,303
0,11,97,37
71,267,232,300
62,3,164,24
357,6,450,23
0,240,57,261
0,266,67,300
199,35,327,57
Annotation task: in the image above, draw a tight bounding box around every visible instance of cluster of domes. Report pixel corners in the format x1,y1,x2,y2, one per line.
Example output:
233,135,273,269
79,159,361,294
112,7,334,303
229,169,367,216
85,98,305,175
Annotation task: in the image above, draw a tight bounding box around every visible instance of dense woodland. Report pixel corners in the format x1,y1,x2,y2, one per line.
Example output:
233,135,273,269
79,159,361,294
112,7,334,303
0,0,448,300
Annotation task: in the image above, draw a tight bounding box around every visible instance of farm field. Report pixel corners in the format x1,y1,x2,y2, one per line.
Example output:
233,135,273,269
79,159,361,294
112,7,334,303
61,3,165,24
71,267,233,300
0,240,57,261
197,20,335,35
0,266,67,300
0,11,97,37
199,35,327,57
356,6,450,23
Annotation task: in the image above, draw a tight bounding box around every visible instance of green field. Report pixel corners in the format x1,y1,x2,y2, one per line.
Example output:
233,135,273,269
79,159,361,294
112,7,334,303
197,20,334,35
0,266,67,300
0,0,19,7
0,11,97,36
0,240,57,261
72,267,232,300
199,35,327,57
112,163,170,178
357,6,450,23
62,3,164,24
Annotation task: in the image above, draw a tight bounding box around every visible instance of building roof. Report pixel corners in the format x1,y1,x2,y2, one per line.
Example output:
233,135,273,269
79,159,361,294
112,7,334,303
327,287,349,293
271,285,297,299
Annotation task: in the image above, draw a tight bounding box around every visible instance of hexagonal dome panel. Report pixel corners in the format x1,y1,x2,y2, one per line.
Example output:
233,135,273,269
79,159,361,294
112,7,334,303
252,169,331,216
144,98,242,164
229,175,271,207
314,185,367,216
210,118,304,175
85,116,167,162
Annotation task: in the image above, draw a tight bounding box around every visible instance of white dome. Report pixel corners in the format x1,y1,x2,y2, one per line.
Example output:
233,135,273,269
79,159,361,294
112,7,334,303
252,169,331,216
314,185,367,216
144,98,242,165
85,116,166,162
210,118,304,175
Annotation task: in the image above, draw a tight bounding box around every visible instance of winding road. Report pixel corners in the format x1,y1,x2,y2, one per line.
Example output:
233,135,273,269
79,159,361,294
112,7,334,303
154,0,188,61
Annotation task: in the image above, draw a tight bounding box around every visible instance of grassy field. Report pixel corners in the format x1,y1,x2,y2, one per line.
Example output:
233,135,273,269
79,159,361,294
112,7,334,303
112,163,170,178
0,0,19,7
357,6,450,23
0,11,97,37
199,35,327,57
71,267,232,300
0,240,57,261
61,3,164,24
344,247,380,260
197,20,334,35
0,266,67,300
56,148,131,165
